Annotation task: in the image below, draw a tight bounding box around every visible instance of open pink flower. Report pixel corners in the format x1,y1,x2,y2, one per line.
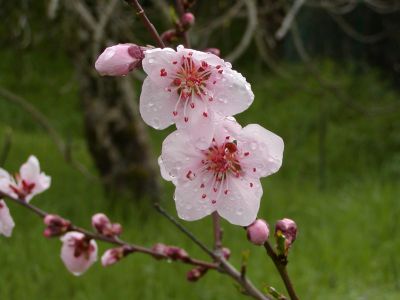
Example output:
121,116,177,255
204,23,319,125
140,45,254,148
60,232,98,276
0,155,51,202
0,200,15,237
160,117,284,226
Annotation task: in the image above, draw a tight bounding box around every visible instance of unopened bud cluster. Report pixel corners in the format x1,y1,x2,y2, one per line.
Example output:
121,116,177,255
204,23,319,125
43,214,71,237
92,213,122,237
151,243,190,262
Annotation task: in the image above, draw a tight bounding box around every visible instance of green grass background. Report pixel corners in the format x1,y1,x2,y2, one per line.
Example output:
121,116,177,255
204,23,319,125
0,50,399,299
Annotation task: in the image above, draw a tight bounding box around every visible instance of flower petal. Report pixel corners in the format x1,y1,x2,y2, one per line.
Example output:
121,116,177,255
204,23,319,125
174,175,216,221
139,77,177,130
217,177,263,226
211,68,254,116
161,130,203,183
0,200,15,237
19,155,41,181
240,124,284,178
142,47,178,87
175,104,217,149
60,232,98,276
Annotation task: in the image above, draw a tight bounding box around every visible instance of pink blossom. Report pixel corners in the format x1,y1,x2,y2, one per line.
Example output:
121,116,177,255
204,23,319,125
95,43,144,76
160,117,284,226
140,46,254,148
0,200,15,237
0,156,51,202
60,232,98,276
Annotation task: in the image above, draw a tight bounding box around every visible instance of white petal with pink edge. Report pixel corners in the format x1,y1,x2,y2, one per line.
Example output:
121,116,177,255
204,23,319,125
0,200,15,237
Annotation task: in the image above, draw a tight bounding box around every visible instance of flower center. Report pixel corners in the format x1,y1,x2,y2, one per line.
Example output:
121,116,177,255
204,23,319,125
161,52,223,122
202,138,242,180
9,175,35,200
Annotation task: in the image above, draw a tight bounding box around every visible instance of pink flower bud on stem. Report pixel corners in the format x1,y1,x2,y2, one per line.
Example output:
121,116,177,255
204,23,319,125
101,246,134,267
275,218,298,256
187,266,208,282
95,44,145,76
181,13,195,29
151,243,189,262
91,213,122,237
246,219,269,246
221,247,231,260
161,29,178,44
43,214,71,237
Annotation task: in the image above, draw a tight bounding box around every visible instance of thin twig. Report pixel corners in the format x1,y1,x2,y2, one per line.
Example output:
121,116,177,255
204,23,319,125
175,0,191,48
125,0,165,48
154,203,216,258
154,203,272,300
275,0,306,40
0,191,217,270
225,0,257,62
264,241,299,300
212,211,223,251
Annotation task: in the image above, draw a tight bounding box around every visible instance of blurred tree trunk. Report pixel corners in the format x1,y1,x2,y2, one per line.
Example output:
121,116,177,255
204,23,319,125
63,0,161,201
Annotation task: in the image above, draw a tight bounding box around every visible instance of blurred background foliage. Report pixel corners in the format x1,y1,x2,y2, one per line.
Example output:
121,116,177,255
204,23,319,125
0,0,399,299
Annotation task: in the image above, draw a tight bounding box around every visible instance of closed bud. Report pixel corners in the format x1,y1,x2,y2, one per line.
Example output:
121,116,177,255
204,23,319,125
247,219,269,246
181,13,195,28
151,243,169,259
95,43,145,76
275,218,297,245
187,266,208,282
161,29,178,43
43,214,70,237
204,48,221,57
101,246,134,267
165,246,190,261
91,213,122,237
221,247,231,260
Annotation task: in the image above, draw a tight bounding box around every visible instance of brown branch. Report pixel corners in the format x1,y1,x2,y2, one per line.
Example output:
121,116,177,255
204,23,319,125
0,191,218,271
275,0,306,40
264,241,299,300
175,0,191,48
125,0,165,48
212,212,223,251
154,204,272,300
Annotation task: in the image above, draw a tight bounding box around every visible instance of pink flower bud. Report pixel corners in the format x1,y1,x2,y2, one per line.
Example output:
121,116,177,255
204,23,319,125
95,44,144,76
101,247,124,267
247,219,269,246
165,246,189,261
60,232,97,276
181,13,195,28
204,48,221,57
221,247,231,260
187,266,208,282
161,29,177,43
43,214,70,237
275,218,297,245
151,243,169,259
91,213,122,237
